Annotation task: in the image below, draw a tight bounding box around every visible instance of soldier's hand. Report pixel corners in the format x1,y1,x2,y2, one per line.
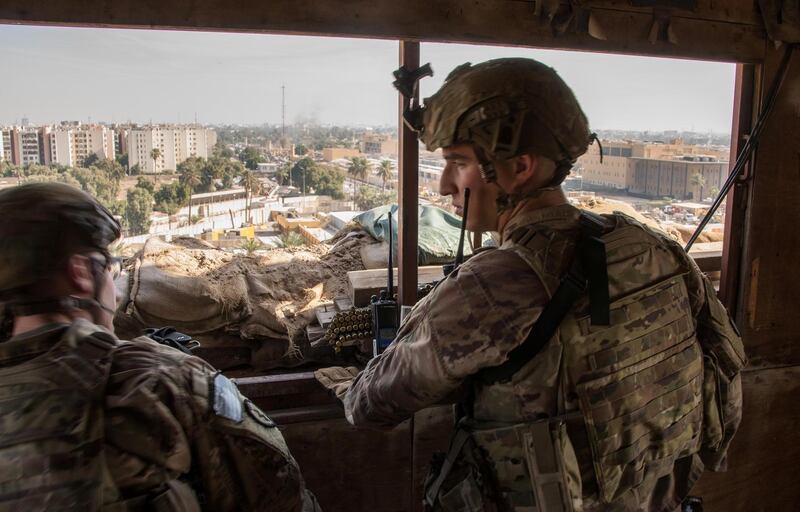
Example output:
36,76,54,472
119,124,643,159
314,366,360,401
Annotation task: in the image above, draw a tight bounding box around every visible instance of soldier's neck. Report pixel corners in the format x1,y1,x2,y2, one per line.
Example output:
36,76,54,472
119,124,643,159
12,311,92,338
497,187,568,236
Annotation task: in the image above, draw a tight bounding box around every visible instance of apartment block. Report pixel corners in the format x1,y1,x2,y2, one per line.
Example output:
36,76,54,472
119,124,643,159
127,125,217,173
0,130,11,163
46,124,116,167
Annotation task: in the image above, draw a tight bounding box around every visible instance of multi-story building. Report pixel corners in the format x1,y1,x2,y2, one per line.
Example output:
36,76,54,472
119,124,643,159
127,125,217,173
322,147,361,161
361,133,398,155
577,139,730,192
48,124,116,167
19,129,43,166
629,155,726,200
578,142,636,190
0,130,11,163
114,126,129,156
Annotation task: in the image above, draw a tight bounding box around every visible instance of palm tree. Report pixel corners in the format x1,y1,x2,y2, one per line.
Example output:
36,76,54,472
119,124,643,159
377,159,393,193
150,148,162,185
690,172,706,201
179,164,201,228
240,169,261,224
347,156,369,207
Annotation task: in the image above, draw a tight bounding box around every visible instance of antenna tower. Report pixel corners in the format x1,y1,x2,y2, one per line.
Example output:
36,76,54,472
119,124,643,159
281,85,286,138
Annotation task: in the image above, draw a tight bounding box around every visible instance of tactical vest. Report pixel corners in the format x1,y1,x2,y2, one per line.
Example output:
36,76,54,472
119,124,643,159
426,207,745,512
0,320,201,511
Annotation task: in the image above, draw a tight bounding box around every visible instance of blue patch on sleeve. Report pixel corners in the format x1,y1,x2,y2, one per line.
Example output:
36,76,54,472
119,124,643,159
212,373,243,423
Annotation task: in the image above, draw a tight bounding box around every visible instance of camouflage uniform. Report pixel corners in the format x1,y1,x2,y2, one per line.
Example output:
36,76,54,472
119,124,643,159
0,318,310,511
343,199,745,511
0,183,320,511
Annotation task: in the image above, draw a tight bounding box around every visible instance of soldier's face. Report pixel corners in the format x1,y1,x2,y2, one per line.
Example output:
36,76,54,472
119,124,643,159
440,144,500,232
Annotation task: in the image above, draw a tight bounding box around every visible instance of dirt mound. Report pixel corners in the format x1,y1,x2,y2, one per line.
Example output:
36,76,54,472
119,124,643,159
574,197,685,243
672,225,724,244
115,233,373,370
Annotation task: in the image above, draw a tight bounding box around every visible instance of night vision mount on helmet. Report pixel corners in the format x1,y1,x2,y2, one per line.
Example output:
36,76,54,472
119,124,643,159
393,58,600,185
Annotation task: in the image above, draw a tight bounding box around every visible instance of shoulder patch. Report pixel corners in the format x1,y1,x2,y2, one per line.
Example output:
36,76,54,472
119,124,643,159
212,373,243,423
245,399,276,428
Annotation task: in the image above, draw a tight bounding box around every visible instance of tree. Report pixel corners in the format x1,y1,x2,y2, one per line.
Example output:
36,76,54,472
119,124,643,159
212,141,234,159
129,164,142,176
239,169,261,224
376,159,393,192
347,156,369,206
287,158,344,199
690,172,706,201
355,186,396,211
135,176,155,194
82,153,100,168
125,187,154,235
240,146,264,170
295,143,308,156
150,148,162,184
116,152,129,170
178,159,202,227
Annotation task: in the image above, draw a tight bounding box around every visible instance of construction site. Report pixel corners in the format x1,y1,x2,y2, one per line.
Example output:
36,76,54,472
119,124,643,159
1,1,799,511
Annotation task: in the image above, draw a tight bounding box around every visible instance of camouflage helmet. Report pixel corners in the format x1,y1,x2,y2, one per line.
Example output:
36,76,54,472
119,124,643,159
0,182,121,298
417,58,593,182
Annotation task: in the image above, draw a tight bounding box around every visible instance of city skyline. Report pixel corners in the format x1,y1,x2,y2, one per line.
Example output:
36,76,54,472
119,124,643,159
1,25,736,132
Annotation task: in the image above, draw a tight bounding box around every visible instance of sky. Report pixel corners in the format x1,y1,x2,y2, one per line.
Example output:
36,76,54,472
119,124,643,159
0,25,736,133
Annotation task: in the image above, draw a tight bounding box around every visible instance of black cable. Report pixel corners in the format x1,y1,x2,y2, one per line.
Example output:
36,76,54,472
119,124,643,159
685,44,796,252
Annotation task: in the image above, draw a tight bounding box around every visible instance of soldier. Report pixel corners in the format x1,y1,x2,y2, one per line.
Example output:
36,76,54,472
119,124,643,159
317,58,746,511
0,182,317,511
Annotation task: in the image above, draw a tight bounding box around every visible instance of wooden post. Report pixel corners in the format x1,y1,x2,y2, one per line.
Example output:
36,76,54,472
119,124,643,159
720,63,756,316
398,41,419,306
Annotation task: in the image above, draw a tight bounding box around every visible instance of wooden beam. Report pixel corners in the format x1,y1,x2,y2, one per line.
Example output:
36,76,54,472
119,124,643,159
0,0,766,62
720,63,756,315
398,41,419,306
737,46,800,368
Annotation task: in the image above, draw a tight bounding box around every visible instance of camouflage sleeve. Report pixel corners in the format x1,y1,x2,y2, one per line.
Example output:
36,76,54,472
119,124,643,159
106,338,307,512
343,249,546,429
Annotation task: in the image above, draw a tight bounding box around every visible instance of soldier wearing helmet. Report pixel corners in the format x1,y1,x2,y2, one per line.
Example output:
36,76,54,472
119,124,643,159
317,59,745,511
0,183,318,511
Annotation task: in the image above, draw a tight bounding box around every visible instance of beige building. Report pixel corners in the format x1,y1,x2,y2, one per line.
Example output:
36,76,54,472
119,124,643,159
629,156,727,200
48,124,116,167
19,128,43,166
127,125,218,174
361,133,398,155
322,147,362,161
577,139,730,191
578,142,636,190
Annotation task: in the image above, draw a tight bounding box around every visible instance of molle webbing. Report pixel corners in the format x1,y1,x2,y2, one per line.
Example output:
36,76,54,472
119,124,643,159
0,324,117,510
479,211,610,385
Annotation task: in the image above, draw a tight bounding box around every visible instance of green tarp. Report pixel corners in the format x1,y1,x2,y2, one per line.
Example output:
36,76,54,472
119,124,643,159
353,204,471,266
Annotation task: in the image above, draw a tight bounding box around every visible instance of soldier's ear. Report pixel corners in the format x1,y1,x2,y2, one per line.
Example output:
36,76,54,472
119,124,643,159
64,254,95,296
511,154,538,188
